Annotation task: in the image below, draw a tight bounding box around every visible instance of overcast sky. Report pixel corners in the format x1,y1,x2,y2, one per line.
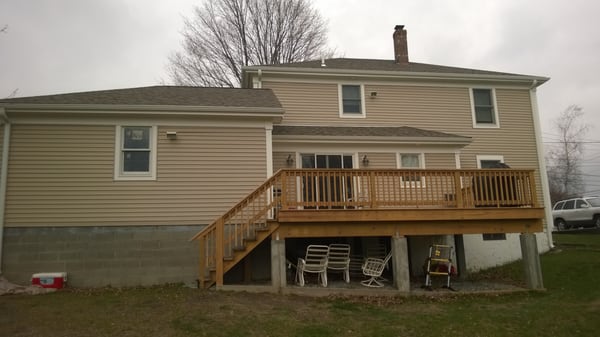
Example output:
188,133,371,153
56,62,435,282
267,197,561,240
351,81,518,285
1,0,599,193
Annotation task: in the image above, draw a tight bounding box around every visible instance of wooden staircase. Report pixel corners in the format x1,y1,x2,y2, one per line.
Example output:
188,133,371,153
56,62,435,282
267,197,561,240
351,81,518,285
191,171,285,289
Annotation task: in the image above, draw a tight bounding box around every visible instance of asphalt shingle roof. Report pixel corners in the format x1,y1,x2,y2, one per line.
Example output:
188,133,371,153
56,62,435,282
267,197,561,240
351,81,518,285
254,58,531,77
0,86,282,108
273,125,470,140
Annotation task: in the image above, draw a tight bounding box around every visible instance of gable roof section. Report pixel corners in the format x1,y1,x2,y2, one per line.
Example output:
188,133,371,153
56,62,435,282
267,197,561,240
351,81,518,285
261,58,520,76
273,125,471,145
0,86,285,123
0,86,282,108
243,58,549,87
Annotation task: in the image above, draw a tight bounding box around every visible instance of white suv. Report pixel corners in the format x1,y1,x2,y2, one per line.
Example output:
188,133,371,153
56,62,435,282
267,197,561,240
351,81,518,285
552,197,600,231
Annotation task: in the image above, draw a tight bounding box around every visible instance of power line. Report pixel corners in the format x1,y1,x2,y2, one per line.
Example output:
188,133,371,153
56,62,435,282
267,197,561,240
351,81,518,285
542,132,600,143
544,141,600,144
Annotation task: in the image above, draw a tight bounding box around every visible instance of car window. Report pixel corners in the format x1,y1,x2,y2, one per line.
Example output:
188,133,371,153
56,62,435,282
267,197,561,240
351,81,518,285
554,201,565,210
586,198,600,207
563,200,575,210
576,199,588,208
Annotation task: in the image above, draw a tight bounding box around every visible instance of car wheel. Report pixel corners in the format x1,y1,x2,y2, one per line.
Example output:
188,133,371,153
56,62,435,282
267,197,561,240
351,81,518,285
556,219,568,231
595,216,600,228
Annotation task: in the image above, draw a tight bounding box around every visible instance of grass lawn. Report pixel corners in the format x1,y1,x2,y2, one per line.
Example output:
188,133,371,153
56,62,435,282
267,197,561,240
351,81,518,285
1,233,599,337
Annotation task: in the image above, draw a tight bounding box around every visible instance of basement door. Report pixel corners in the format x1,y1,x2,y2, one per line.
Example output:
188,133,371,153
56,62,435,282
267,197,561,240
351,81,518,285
300,154,354,208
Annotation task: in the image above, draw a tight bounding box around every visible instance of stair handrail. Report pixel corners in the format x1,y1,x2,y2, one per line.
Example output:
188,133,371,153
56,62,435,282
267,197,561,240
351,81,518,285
190,169,284,242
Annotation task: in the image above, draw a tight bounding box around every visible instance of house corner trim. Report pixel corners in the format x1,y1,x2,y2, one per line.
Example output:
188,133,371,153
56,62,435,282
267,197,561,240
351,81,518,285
0,108,11,274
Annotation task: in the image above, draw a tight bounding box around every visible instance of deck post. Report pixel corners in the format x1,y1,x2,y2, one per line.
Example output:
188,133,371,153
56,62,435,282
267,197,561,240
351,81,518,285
391,235,410,292
215,219,224,288
519,233,544,290
198,239,206,287
270,234,286,290
454,171,464,208
280,171,287,211
453,234,468,280
369,171,377,208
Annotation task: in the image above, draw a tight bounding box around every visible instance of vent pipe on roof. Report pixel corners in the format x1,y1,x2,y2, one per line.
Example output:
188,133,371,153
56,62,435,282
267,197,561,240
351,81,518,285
321,56,326,67
393,25,409,64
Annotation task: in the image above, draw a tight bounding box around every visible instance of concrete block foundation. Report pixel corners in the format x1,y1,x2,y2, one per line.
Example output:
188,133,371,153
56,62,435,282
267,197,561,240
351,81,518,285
1,225,203,287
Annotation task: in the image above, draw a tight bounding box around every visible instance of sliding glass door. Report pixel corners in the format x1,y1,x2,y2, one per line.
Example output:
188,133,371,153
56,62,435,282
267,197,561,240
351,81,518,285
300,154,353,208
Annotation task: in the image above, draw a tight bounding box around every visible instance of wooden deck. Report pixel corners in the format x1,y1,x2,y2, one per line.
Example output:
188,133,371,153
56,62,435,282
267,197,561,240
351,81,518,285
191,168,545,288
276,207,544,238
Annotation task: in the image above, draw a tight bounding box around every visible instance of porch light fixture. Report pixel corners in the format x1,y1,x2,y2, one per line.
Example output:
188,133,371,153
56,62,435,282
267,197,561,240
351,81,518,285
370,91,377,98
166,131,177,140
362,155,369,166
286,154,295,166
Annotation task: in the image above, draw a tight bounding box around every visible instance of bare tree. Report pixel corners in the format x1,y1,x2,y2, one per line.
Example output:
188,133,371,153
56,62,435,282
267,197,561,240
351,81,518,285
168,0,330,87
546,105,589,203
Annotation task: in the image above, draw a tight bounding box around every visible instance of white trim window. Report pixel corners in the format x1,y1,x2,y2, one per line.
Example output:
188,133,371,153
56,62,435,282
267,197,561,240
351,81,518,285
398,153,424,186
338,84,366,118
470,88,500,128
114,125,157,180
476,155,504,169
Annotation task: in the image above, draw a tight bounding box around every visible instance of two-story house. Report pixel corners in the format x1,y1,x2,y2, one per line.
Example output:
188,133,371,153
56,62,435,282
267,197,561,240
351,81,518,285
0,26,550,291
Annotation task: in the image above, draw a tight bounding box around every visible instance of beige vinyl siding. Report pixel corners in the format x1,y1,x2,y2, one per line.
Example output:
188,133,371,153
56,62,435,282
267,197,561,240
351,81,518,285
265,82,340,125
6,124,267,227
358,152,396,169
265,81,539,170
273,152,292,172
424,153,456,169
264,81,544,206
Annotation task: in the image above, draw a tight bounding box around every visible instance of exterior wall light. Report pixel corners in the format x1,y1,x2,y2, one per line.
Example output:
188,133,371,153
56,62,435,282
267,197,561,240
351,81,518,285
286,154,295,166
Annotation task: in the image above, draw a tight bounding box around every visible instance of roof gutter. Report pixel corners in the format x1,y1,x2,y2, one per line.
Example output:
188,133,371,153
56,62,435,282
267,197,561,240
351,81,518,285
0,104,285,123
0,108,11,274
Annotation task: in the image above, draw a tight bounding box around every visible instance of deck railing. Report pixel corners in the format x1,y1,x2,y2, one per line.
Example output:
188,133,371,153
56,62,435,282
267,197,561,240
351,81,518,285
191,168,538,287
278,168,537,210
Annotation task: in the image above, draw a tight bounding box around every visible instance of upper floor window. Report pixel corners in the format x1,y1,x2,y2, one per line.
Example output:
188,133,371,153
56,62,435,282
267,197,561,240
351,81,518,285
470,88,499,128
114,126,157,181
339,84,365,118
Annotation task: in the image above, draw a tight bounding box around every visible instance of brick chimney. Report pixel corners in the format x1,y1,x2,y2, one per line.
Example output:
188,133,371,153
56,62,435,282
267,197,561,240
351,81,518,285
393,25,409,64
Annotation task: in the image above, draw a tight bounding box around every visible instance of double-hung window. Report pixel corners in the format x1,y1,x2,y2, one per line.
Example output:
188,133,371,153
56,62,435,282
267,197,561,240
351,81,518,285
114,126,157,180
399,153,423,185
471,88,499,128
339,84,365,117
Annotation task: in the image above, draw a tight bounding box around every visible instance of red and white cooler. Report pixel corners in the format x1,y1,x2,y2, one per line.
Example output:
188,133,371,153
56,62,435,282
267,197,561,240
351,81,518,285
31,272,67,289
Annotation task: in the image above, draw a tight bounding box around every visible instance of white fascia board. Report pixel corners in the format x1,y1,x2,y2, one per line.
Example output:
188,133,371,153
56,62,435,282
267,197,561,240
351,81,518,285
0,103,284,120
243,66,550,87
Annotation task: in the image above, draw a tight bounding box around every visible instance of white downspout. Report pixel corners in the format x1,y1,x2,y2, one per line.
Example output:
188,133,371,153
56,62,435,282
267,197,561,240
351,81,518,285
529,81,554,249
265,122,273,177
0,109,11,274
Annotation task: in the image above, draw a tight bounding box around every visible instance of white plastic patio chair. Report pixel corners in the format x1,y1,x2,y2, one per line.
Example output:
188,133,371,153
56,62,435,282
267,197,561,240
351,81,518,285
327,244,351,283
366,243,389,270
296,245,329,287
360,252,393,288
